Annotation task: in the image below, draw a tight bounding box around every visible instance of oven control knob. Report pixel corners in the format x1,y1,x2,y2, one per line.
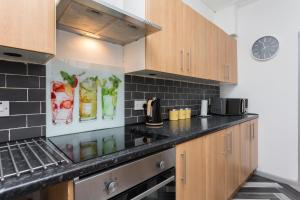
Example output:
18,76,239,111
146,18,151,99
106,181,118,194
158,161,165,170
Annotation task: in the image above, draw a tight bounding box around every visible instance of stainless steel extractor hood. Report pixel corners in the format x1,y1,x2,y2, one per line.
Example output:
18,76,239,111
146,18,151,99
56,0,161,45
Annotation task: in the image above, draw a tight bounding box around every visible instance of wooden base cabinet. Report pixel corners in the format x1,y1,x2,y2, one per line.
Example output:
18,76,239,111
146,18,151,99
205,130,226,200
176,120,258,200
225,126,241,199
250,119,258,171
176,137,206,200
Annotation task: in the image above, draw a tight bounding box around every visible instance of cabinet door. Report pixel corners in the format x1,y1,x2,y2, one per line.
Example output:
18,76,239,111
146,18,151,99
205,130,226,200
226,37,238,84
181,5,207,78
206,21,219,81
240,122,252,184
218,29,227,82
0,0,55,54
225,126,241,199
176,137,206,200
192,12,208,79
145,0,183,74
251,119,258,171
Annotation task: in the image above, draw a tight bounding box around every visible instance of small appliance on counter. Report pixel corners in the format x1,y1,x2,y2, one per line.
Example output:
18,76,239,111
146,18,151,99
200,99,210,117
144,97,163,126
210,98,248,116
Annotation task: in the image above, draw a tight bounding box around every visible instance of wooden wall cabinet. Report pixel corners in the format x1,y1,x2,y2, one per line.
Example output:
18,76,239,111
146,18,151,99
176,136,206,200
0,0,55,64
144,0,238,84
145,0,182,74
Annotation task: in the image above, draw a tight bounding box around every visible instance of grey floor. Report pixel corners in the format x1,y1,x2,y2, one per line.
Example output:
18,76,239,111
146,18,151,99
232,176,300,200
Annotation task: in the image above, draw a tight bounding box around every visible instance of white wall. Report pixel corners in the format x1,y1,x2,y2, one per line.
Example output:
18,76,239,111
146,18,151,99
221,0,300,183
56,30,123,67
214,5,237,35
123,0,145,19
183,0,215,22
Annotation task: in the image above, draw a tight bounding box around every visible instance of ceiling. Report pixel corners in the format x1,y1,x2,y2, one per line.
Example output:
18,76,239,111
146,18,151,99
201,0,258,12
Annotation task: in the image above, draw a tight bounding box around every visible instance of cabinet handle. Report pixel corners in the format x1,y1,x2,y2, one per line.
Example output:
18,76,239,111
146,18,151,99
227,65,230,81
224,65,228,80
180,50,184,72
249,124,252,141
180,151,187,184
226,132,233,154
186,51,190,72
230,132,233,154
252,123,255,139
189,49,192,73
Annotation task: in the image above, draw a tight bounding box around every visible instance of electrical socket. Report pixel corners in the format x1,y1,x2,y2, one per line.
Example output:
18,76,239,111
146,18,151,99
0,101,9,117
134,100,146,111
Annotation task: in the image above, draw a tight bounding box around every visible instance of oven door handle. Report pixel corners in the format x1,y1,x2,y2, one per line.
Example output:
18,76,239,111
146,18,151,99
130,175,175,200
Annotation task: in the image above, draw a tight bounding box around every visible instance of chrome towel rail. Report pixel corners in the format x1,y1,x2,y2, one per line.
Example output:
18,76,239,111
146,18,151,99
0,138,69,181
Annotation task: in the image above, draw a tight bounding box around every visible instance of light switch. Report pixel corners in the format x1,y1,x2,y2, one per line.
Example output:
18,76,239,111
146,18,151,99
0,101,9,117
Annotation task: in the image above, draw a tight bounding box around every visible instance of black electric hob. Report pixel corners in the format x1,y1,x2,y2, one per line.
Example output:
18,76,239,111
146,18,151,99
48,127,168,163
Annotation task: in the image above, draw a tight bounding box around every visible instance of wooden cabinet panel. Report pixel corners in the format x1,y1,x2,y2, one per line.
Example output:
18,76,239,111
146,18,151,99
145,0,182,74
218,29,227,82
205,130,226,200
225,126,241,199
176,137,206,200
251,119,258,171
181,4,207,78
226,37,238,84
193,13,208,79
206,21,219,81
240,121,252,184
0,0,55,55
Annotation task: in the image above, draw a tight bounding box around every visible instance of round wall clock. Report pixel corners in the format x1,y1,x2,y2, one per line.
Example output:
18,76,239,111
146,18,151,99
252,36,279,61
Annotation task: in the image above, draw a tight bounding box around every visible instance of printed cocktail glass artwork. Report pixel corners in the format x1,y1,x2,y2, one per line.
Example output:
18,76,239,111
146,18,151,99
47,58,125,137
51,71,78,125
51,81,75,124
101,75,122,120
80,77,98,121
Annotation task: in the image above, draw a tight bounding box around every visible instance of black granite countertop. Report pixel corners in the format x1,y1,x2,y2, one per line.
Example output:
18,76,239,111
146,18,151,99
0,114,258,200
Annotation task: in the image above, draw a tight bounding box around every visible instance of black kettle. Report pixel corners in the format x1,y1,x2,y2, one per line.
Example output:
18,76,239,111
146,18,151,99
144,97,163,126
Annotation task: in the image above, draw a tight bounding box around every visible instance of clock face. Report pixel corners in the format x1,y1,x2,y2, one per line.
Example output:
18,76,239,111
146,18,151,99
252,36,279,61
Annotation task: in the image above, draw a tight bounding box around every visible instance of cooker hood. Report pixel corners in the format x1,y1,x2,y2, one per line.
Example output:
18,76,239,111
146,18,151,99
56,0,161,46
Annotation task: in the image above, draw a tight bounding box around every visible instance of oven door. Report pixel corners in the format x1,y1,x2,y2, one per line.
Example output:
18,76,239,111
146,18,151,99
109,168,175,200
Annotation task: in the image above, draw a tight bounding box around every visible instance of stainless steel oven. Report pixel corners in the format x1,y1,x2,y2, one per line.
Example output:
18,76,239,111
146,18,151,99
74,148,176,200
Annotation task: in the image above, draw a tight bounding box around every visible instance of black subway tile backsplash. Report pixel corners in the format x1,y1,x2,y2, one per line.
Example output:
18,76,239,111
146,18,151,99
0,130,9,143
0,116,26,129
0,60,45,142
6,75,39,88
0,60,27,75
0,88,27,101
0,74,5,87
28,89,46,101
10,102,41,115
10,127,43,141
27,64,46,76
125,75,220,125
0,60,220,141
27,114,46,127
